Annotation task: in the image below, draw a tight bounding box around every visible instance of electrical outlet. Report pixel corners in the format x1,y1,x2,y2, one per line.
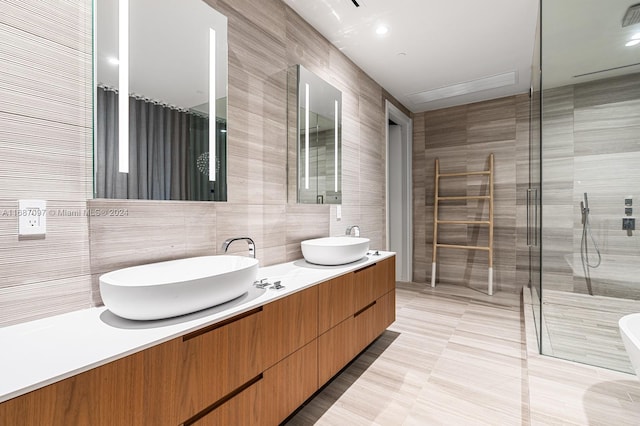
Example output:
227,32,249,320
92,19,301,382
18,200,46,236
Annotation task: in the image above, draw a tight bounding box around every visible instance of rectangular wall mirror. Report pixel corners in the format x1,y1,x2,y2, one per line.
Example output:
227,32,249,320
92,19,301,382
94,0,228,201
288,65,342,204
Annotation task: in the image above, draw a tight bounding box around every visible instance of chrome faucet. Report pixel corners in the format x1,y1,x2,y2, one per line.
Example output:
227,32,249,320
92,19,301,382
221,237,256,258
345,225,360,237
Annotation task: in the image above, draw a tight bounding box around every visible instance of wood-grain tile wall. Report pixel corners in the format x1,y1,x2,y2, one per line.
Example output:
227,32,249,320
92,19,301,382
1,0,404,324
413,94,530,294
0,0,93,326
542,73,640,298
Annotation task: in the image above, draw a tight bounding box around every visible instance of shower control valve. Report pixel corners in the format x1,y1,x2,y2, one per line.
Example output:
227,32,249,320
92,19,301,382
622,218,635,235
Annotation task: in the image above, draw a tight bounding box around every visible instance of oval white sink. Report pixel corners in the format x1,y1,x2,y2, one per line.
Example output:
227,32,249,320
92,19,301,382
99,255,259,320
301,236,370,266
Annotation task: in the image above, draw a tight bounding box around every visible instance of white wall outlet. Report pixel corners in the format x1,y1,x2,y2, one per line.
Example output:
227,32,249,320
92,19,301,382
336,205,342,220
18,199,46,236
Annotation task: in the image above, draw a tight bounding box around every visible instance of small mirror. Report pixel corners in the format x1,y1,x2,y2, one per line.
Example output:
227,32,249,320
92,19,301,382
288,65,342,204
95,0,228,201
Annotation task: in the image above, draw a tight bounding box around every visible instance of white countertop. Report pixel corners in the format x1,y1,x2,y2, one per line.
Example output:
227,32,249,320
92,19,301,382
0,251,394,403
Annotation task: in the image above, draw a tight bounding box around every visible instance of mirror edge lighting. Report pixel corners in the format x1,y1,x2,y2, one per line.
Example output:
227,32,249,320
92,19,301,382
118,0,128,173
209,27,216,182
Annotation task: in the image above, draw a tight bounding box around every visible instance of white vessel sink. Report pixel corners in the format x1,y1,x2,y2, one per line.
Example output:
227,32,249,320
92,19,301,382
301,236,370,266
99,255,259,320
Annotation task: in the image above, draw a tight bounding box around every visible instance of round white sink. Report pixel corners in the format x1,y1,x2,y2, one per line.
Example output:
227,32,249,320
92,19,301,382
99,255,258,320
301,236,370,266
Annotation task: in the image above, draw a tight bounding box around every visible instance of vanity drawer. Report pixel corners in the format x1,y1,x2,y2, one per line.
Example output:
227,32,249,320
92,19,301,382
187,375,265,426
318,273,354,334
318,316,356,385
262,286,318,369
179,307,264,421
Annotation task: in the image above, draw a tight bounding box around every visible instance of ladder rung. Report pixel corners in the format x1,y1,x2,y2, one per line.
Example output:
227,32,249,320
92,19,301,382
436,220,490,225
437,196,491,201
438,170,490,178
436,244,490,251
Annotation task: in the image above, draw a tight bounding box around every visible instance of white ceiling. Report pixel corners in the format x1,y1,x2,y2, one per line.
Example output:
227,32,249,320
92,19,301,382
542,0,640,89
282,0,539,112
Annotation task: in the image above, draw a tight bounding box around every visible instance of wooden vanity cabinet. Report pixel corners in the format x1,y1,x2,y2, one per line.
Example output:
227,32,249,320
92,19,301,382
318,256,396,387
182,286,317,424
0,338,182,426
0,256,395,426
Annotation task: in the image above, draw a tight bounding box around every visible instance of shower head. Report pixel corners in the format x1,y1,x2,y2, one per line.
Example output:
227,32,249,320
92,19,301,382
583,192,589,210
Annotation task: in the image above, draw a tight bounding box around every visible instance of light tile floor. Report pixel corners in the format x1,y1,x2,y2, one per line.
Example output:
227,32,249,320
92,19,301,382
540,289,640,374
285,283,640,425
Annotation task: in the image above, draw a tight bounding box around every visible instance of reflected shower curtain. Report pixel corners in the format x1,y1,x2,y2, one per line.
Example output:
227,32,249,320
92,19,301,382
96,87,225,200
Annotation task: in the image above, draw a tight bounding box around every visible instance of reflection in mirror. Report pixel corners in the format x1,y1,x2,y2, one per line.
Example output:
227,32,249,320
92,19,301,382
95,0,228,201
288,65,342,204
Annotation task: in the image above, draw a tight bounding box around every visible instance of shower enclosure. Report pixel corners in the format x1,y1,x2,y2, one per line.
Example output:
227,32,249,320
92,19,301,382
531,0,640,373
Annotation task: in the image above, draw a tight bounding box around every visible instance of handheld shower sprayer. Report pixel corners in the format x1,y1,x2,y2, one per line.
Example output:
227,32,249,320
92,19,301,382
580,192,601,296
581,193,589,225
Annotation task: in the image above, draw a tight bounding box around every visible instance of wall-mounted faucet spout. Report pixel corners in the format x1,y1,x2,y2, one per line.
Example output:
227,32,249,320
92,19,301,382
222,237,256,258
345,225,360,237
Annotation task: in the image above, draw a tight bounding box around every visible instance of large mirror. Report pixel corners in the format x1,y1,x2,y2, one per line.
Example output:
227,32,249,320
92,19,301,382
288,65,342,204
94,0,228,201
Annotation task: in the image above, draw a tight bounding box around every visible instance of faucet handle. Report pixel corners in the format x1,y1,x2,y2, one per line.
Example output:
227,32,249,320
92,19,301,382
272,281,284,290
253,278,270,288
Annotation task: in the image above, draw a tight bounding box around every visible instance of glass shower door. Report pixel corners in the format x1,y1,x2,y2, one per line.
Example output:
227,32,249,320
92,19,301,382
528,7,542,352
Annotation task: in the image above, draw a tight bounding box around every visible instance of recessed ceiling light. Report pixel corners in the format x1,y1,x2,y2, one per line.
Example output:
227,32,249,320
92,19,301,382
107,56,119,65
626,39,640,47
376,25,389,35
632,32,640,40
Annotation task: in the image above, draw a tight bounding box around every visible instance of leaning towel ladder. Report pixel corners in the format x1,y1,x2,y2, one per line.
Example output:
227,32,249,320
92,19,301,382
431,153,494,295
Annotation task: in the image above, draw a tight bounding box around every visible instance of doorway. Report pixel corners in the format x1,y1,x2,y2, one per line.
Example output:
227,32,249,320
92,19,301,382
385,100,413,282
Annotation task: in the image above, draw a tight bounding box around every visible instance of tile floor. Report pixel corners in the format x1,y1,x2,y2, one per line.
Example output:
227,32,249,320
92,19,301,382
540,289,640,374
285,283,640,425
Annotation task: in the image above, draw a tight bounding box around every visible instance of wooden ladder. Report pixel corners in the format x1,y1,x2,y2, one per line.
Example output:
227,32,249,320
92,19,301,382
431,154,495,295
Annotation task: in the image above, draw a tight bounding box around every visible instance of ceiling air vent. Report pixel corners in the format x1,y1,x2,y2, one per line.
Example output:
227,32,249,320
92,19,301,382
623,3,640,27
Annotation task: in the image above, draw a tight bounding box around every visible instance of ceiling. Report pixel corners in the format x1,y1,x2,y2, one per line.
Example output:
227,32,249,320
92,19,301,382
542,0,640,89
282,0,539,112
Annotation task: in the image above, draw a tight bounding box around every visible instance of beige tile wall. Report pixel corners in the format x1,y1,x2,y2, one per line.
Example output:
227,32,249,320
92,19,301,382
0,0,93,326
0,0,406,325
412,94,530,294
542,73,640,298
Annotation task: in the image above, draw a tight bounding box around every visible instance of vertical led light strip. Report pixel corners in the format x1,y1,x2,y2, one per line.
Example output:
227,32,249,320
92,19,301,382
209,28,216,181
118,0,129,173
304,83,310,189
334,100,338,192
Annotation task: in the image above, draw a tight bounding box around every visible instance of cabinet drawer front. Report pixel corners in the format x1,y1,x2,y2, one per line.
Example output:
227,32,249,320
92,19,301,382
262,286,318,368
318,273,354,334
264,340,319,424
188,375,264,426
353,263,376,312
180,308,264,420
318,317,356,385
379,256,396,294
353,299,382,353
